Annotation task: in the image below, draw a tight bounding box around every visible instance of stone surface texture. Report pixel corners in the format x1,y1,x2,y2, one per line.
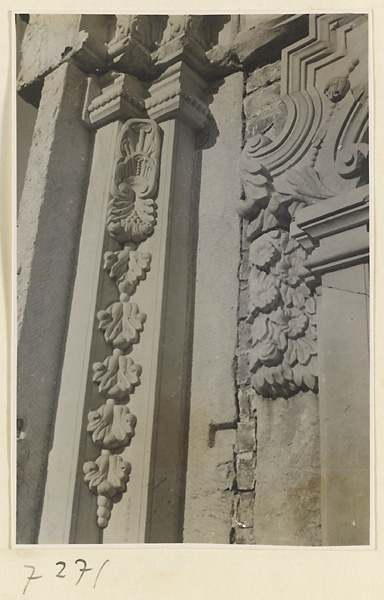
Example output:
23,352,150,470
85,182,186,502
183,72,243,543
16,14,369,547
17,61,95,543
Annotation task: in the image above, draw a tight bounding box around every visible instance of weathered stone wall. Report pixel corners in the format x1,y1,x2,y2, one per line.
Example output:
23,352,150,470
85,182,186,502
183,72,243,543
231,60,322,545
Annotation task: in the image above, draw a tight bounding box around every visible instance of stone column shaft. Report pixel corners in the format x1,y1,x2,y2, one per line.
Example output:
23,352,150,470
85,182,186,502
292,185,370,545
17,62,94,544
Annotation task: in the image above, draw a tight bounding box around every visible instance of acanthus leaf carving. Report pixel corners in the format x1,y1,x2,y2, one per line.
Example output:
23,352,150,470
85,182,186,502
87,400,136,450
97,298,146,351
83,451,131,528
104,247,151,296
107,119,161,244
247,230,318,399
92,349,142,400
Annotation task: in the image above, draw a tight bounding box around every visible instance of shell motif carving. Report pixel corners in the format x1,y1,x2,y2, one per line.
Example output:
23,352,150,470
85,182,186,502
87,402,137,450
97,298,146,350
247,230,318,398
83,452,131,528
104,248,152,296
106,119,162,243
92,349,142,400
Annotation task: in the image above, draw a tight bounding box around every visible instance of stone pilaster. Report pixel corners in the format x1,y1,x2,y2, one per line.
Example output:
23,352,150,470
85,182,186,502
17,61,95,544
38,70,152,544
141,60,212,543
292,186,370,545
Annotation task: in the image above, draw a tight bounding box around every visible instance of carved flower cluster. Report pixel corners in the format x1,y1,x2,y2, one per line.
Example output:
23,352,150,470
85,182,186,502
247,230,318,398
83,453,131,528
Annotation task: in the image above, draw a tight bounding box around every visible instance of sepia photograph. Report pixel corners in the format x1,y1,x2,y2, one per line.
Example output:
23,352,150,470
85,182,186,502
15,12,370,546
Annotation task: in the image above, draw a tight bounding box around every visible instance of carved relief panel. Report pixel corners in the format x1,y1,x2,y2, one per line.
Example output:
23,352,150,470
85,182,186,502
83,118,162,528
238,14,368,400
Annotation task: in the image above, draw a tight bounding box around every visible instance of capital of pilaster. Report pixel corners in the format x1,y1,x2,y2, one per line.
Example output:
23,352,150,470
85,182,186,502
153,15,212,76
107,15,167,78
146,62,211,132
83,72,148,129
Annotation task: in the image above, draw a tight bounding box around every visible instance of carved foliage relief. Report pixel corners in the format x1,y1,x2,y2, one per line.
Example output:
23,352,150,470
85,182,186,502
107,119,161,243
238,17,368,399
247,231,317,398
83,119,162,528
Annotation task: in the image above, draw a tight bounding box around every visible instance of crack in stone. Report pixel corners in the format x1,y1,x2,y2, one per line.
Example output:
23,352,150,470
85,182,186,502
322,284,369,296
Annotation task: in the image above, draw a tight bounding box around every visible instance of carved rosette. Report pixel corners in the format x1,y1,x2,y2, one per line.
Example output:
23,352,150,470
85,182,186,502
83,119,162,529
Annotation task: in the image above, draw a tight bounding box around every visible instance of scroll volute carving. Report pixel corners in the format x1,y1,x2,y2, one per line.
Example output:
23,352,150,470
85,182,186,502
159,15,211,50
244,15,368,194
108,15,167,55
237,15,368,400
107,119,162,243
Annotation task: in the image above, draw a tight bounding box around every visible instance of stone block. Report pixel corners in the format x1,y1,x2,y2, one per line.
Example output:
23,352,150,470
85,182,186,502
237,320,251,352
245,102,288,142
253,392,321,545
243,82,281,120
238,386,251,421
234,527,254,544
236,452,256,491
246,61,281,94
236,421,256,453
238,284,249,320
236,351,250,387
234,491,255,529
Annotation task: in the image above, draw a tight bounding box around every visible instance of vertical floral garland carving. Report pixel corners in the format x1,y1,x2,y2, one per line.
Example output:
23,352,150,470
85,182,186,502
238,145,318,399
83,119,162,528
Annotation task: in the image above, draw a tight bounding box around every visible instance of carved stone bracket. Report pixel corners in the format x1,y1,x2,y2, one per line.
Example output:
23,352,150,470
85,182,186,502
107,15,168,77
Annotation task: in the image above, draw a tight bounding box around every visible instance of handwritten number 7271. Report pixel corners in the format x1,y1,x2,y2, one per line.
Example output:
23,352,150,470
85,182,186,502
23,559,109,594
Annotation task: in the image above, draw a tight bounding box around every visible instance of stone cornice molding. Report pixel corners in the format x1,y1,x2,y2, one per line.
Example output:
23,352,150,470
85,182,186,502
291,185,369,277
245,14,368,181
146,61,211,133
83,72,148,129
